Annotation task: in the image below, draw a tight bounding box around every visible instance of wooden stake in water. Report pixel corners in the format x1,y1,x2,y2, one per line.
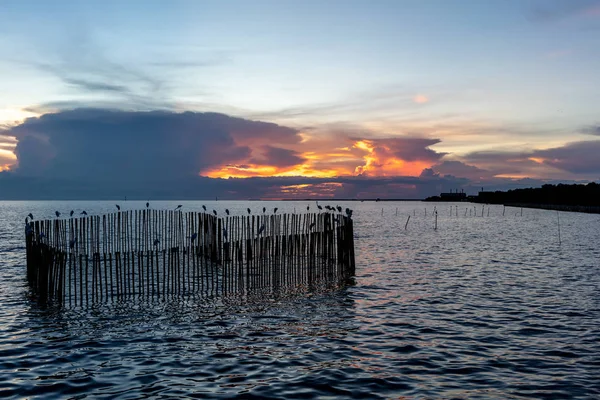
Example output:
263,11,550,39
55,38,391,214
434,211,438,230
405,215,410,230
503,205,505,216
557,210,561,245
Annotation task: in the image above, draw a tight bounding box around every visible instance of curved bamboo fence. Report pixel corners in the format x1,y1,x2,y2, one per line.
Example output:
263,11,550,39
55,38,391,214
25,210,355,305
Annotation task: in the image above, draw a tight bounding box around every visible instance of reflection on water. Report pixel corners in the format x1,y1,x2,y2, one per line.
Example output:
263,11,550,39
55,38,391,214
1,201,599,398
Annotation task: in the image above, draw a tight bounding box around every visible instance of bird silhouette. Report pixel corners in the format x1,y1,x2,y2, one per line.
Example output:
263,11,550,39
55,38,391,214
274,207,278,213
317,204,323,211
175,205,182,211
70,210,74,217
146,202,149,208
257,224,265,236
307,205,310,211
116,204,120,211
191,233,198,241
80,211,87,216
263,207,266,213
213,210,217,216
27,213,34,220
55,211,60,218
346,208,353,217
247,208,251,214
225,209,230,215
202,205,207,211
336,206,342,213
153,239,160,246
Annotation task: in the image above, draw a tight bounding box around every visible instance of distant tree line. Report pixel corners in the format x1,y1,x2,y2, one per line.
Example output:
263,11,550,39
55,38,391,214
476,183,600,206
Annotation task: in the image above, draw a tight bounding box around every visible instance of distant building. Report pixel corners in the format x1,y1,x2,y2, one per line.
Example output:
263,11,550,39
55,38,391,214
440,192,466,201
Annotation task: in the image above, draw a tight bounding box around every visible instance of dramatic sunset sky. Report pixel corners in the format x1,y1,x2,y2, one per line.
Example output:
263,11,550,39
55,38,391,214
1,0,599,199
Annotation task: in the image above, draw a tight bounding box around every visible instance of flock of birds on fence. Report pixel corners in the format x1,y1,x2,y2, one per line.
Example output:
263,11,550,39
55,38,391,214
24,202,355,244
24,201,354,224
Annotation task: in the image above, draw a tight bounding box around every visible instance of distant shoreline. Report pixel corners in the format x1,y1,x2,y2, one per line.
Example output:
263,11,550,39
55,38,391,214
503,203,600,214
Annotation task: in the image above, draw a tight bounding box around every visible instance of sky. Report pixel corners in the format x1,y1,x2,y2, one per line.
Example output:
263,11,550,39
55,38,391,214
0,0,599,199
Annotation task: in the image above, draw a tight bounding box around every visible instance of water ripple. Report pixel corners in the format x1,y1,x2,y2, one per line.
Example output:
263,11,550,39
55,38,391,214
1,201,600,398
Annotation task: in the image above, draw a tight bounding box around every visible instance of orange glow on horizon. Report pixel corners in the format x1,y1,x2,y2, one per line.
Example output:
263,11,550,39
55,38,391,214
352,140,432,176
202,138,436,179
0,107,38,126
202,163,346,179
494,174,534,179
528,157,545,164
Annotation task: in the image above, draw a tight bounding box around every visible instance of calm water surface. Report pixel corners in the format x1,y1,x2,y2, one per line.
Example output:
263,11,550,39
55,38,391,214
1,200,599,399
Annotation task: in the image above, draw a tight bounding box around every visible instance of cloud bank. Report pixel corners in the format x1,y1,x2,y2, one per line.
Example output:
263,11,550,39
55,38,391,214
1,108,598,199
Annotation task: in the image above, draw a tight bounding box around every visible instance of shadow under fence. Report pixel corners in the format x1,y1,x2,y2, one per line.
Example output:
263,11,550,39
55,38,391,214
25,210,355,306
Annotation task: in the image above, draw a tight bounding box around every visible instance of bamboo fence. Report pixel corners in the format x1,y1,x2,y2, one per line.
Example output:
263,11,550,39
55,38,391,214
25,210,355,305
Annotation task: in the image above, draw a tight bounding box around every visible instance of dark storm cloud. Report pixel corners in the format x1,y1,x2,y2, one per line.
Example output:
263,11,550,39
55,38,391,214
459,140,600,177
0,167,588,201
4,108,301,181
581,125,600,136
431,160,492,180
252,146,306,168
368,137,446,162
533,140,600,174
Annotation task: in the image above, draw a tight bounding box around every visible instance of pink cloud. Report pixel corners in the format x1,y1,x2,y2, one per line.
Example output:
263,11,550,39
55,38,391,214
413,94,429,104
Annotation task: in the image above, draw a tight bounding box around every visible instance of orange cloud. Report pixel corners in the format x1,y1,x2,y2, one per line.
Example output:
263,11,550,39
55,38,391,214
203,133,444,179
0,148,17,171
352,138,443,176
276,182,343,199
